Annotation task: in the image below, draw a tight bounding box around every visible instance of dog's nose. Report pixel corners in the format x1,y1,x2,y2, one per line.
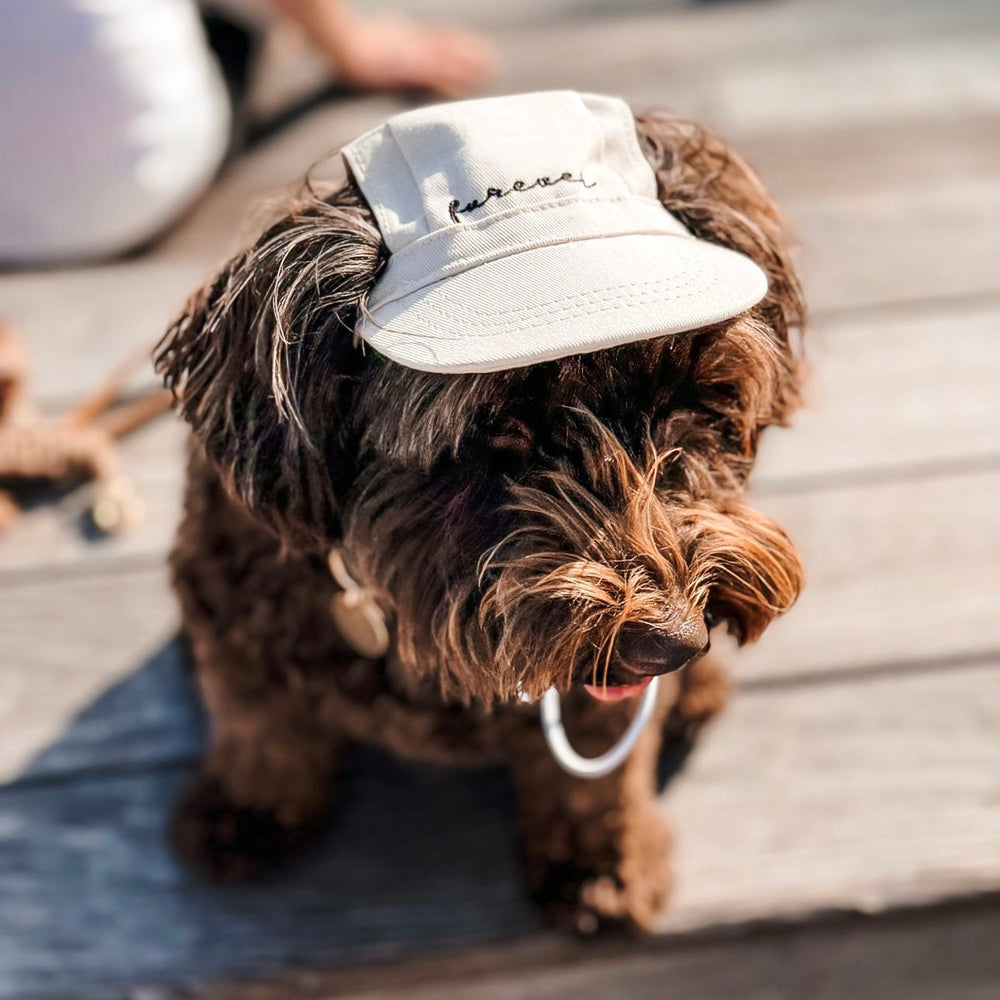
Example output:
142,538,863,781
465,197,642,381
615,619,709,676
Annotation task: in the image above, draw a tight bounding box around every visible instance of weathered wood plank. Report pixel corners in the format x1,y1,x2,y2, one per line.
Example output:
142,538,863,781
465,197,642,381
659,662,1000,932
1,663,996,999
0,753,533,1000
2,467,998,783
499,14,1000,136
704,35,1000,137
266,0,1000,130
321,904,1000,1000
1,637,201,787
0,566,183,785
787,177,1000,314
739,468,1000,680
754,301,1000,485
739,115,1000,204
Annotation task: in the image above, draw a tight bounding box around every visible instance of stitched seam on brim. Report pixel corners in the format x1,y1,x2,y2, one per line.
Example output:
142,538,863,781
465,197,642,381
367,243,757,326
367,228,700,313
365,266,762,342
418,272,729,331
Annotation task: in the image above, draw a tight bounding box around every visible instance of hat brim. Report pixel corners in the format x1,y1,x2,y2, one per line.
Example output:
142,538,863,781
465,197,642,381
356,232,768,374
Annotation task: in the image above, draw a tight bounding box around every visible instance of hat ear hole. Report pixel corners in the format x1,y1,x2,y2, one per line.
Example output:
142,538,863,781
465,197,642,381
155,180,385,545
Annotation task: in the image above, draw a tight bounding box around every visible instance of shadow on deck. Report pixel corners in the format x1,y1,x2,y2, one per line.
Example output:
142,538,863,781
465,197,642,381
0,641,555,998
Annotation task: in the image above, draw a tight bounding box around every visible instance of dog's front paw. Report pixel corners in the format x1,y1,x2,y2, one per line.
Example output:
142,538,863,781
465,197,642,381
575,867,672,935
531,861,672,936
170,773,321,880
528,808,673,935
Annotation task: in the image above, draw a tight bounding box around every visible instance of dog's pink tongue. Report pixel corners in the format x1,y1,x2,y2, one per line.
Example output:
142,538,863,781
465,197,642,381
583,678,652,702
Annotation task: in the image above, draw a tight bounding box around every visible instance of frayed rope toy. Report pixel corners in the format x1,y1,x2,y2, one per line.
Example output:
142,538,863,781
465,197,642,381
0,325,171,535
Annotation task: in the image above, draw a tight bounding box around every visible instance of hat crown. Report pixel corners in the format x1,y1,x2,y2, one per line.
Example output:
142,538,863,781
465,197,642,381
343,91,658,252
339,91,768,375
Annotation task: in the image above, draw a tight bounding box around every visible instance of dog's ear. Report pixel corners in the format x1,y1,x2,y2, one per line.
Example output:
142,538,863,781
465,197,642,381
635,112,806,363
154,181,386,545
690,500,805,645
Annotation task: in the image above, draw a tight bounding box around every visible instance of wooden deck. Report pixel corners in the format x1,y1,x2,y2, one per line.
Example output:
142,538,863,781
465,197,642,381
2,1,999,996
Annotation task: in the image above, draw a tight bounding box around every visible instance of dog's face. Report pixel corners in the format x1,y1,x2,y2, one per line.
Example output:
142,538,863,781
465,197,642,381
157,113,806,704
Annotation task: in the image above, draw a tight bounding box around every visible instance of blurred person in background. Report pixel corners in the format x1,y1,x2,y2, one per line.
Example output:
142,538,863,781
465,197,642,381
0,0,494,265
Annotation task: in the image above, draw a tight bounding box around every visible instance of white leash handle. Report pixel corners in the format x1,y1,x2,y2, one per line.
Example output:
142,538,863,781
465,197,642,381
533,675,660,780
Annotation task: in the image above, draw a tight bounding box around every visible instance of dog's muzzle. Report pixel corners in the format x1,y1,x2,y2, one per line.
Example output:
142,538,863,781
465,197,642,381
328,546,665,782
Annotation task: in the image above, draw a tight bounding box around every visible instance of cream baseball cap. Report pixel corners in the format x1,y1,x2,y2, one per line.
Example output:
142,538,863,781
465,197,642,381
342,91,767,374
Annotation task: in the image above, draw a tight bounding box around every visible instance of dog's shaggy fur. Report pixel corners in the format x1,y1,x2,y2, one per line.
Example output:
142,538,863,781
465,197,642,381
155,111,806,932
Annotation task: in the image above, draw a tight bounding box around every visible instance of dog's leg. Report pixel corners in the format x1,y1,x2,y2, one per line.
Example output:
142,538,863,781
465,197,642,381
171,671,350,880
663,648,731,743
169,455,352,879
505,686,676,933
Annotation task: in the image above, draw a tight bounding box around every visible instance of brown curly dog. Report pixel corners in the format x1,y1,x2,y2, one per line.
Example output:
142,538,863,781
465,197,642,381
154,100,805,934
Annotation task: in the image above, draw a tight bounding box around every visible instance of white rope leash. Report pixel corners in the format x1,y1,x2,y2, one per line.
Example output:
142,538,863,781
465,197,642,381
531,677,661,780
